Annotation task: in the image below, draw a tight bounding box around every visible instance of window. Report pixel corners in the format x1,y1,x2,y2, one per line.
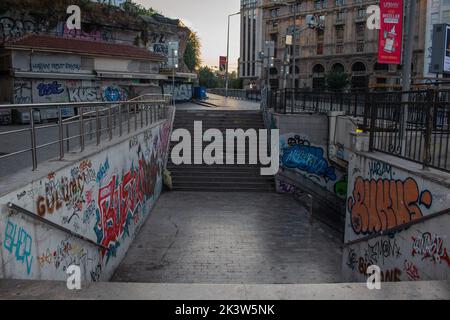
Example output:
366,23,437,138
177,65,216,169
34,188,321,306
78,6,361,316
336,25,344,39
356,22,365,38
356,41,365,52
336,11,345,21
317,43,324,55
270,9,279,18
335,0,345,6
443,11,450,23
357,8,366,18
336,43,344,54
315,0,328,9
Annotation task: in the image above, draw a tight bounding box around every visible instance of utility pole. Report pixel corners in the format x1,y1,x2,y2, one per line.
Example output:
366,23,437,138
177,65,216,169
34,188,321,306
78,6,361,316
400,0,417,156
225,12,240,98
292,1,299,89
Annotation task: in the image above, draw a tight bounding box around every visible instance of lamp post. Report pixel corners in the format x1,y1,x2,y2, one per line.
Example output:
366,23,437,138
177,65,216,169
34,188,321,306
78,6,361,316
225,12,241,98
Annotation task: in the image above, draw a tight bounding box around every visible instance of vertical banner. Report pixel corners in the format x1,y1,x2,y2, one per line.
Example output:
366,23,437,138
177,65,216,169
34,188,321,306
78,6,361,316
378,0,404,64
219,56,227,75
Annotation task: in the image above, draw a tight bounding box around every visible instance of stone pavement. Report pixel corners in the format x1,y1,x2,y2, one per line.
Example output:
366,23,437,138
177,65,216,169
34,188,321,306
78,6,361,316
111,191,343,284
1,279,448,300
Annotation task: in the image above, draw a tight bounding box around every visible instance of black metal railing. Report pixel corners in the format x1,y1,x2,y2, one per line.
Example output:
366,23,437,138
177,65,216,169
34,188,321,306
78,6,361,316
207,88,262,102
269,89,368,117
364,89,450,172
267,88,450,173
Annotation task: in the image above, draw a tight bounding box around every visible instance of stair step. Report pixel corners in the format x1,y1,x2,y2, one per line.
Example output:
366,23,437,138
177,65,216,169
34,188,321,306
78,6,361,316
172,176,273,182
172,186,275,192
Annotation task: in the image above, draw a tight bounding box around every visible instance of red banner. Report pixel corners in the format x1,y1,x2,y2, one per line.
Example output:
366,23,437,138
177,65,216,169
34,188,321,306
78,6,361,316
378,0,404,65
219,56,227,74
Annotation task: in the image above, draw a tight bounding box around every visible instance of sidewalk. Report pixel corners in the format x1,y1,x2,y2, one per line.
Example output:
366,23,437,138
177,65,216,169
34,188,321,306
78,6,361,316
176,94,261,111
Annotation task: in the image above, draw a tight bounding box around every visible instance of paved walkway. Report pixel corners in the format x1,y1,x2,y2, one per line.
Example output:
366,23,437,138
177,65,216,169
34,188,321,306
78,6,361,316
177,94,261,111
1,280,448,300
112,191,343,284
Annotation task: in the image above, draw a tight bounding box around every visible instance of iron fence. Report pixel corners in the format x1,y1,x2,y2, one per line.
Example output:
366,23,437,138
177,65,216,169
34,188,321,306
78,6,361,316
269,89,368,117
0,94,172,172
364,89,450,173
267,88,450,173
207,88,262,102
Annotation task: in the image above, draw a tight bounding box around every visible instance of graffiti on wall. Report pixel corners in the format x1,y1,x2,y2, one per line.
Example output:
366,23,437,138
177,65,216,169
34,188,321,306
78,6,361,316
348,176,433,235
13,79,32,104
62,24,113,42
163,83,192,101
3,221,33,275
0,17,39,43
412,232,450,267
1,123,168,281
68,86,102,102
102,86,128,102
95,152,161,263
280,135,337,183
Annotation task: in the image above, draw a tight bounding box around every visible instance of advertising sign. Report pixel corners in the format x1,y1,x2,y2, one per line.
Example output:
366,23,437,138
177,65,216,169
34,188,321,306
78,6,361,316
378,0,404,64
445,25,450,73
219,56,227,75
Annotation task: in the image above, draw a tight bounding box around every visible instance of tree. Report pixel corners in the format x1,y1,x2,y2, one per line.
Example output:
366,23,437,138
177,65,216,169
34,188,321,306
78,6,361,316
184,31,202,72
228,71,243,89
199,66,222,88
325,71,349,91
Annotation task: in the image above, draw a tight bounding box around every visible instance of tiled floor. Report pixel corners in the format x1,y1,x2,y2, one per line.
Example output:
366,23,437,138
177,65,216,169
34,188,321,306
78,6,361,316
112,191,343,284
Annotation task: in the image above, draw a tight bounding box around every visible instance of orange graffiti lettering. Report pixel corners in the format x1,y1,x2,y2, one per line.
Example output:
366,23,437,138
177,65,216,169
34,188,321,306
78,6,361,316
348,177,432,235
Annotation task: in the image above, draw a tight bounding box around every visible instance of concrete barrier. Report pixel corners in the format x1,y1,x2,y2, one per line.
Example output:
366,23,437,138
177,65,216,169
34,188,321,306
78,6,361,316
0,116,173,282
343,150,450,282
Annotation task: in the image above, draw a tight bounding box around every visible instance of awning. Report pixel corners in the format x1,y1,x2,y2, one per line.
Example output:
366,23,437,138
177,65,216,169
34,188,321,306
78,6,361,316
12,71,96,80
96,71,169,80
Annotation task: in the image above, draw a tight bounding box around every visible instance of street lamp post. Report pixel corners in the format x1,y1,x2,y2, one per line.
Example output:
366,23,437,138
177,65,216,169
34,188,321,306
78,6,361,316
225,12,241,98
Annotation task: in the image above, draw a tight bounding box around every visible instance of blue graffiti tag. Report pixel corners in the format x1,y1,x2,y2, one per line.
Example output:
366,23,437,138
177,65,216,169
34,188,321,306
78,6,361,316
102,86,127,102
282,144,337,182
4,220,33,275
37,81,64,97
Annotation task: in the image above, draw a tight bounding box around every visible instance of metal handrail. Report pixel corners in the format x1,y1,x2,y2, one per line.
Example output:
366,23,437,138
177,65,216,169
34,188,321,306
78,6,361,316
7,202,109,251
344,207,450,247
0,96,171,172
0,94,172,110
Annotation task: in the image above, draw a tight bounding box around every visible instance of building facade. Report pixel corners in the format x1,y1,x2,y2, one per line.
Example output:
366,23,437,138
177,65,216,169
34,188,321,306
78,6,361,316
256,0,427,91
239,0,265,89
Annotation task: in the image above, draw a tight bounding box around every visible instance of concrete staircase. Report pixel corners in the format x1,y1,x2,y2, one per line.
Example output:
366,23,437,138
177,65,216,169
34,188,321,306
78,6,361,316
167,110,275,192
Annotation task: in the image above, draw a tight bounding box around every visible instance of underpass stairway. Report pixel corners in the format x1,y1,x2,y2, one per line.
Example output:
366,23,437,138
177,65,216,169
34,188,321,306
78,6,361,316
167,110,275,192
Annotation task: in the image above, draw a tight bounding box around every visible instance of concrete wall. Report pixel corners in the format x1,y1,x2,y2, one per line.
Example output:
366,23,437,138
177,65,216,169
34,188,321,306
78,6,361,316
342,151,450,282
265,110,355,229
0,120,173,282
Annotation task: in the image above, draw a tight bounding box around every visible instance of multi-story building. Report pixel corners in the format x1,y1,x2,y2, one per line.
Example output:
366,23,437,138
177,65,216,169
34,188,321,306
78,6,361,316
257,0,427,91
239,0,265,89
423,0,450,78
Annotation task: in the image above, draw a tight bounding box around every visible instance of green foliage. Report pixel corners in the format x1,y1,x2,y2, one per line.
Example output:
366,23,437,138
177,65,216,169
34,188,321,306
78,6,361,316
228,71,243,89
326,71,349,91
184,31,201,72
199,66,222,88
122,0,157,16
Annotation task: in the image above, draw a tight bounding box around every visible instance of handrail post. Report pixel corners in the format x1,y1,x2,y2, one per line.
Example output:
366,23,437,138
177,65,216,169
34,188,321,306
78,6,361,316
96,108,100,146
58,106,64,160
108,106,112,141
119,104,123,137
127,104,131,134
79,107,85,152
29,108,38,171
423,89,435,170
134,103,138,132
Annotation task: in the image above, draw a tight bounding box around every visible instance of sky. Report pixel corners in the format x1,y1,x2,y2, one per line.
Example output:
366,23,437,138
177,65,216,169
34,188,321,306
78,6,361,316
135,0,241,71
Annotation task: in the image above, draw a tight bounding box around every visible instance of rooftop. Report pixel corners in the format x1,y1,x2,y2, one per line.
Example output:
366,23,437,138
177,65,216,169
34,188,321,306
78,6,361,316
2,34,166,62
